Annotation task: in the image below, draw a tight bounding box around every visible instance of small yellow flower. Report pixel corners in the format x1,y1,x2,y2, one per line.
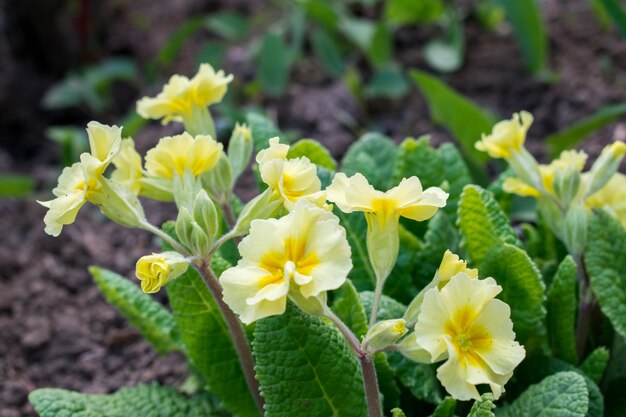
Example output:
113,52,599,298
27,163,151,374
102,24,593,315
38,122,122,236
111,138,143,195
327,172,448,280
256,137,324,211
412,273,525,401
435,250,478,289
136,252,189,293
145,132,223,179
586,172,626,228
220,200,352,324
475,111,533,159
136,64,233,124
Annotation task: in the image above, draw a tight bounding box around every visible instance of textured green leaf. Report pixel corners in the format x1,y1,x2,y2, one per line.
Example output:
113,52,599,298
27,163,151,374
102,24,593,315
585,209,626,340
580,347,610,384
546,256,578,364
166,261,259,417
430,397,456,417
393,136,445,189
336,210,376,291
287,139,337,170
29,383,217,417
246,112,284,153
439,143,472,216
497,372,588,417
253,304,367,417
332,280,369,337
480,243,546,339
468,394,495,417
457,185,522,267
498,0,548,74
341,132,398,191
392,408,407,417
546,103,626,157
89,267,180,354
258,32,291,97
410,70,497,168
387,352,442,404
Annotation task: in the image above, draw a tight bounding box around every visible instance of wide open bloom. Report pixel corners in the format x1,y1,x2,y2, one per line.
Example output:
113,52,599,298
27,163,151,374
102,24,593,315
326,172,447,280
475,111,533,159
256,137,326,211
412,273,525,401
136,64,233,125
38,122,122,236
220,200,352,324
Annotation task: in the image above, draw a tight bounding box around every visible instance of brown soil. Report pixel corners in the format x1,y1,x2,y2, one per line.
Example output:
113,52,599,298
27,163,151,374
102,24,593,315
1,0,626,416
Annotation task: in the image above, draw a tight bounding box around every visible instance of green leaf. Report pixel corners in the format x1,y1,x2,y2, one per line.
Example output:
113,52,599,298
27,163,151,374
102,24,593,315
410,70,497,168
599,0,626,40
468,394,495,417
341,132,398,191
580,347,610,384
340,17,375,51
253,304,367,417
332,280,369,337
196,43,226,69
205,11,249,41
287,139,337,170
392,408,407,417
367,23,393,67
430,397,456,417
157,18,204,66
89,267,180,354
497,372,588,417
336,210,376,291
311,29,346,77
364,65,409,99
246,112,284,153
457,185,522,267
546,103,626,157
393,136,445,189
546,256,578,364
439,143,473,216
585,209,626,340
0,174,35,198
29,383,217,417
258,32,291,97
424,18,465,74
384,0,444,24
166,261,260,417
387,352,442,404
480,243,546,339
497,0,548,74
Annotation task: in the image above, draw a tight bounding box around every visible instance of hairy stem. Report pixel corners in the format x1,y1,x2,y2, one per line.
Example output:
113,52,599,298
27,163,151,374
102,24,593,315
197,263,264,414
369,275,384,328
575,255,594,360
141,222,190,256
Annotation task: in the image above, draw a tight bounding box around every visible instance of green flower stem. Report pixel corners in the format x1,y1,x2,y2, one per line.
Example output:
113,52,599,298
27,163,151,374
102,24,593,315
141,221,191,256
182,106,216,138
198,262,265,414
221,199,238,230
206,229,237,261
369,274,385,328
324,309,383,417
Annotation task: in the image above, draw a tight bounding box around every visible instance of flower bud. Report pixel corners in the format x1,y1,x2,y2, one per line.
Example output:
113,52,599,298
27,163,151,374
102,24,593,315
363,319,407,353
88,176,147,229
234,188,283,236
365,212,400,284
135,251,189,293
193,190,219,239
507,147,543,192
172,170,202,209
563,204,588,257
227,123,253,181
203,153,234,202
553,166,582,207
586,141,626,196
175,190,219,257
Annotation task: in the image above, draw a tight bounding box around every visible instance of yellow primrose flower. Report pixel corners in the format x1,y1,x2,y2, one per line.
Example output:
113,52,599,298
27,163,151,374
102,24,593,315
586,172,626,228
412,273,525,401
136,64,233,125
220,200,352,324
434,250,478,289
111,138,143,195
255,137,324,211
327,172,448,280
145,132,223,179
136,252,189,293
38,122,122,236
475,111,533,159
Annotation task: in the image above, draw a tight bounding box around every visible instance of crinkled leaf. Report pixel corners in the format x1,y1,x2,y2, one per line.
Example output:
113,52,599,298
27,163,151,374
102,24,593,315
387,352,442,404
546,256,578,364
332,280,368,337
29,383,218,417
336,210,376,291
341,132,398,191
496,372,588,417
585,209,626,340
392,408,407,417
89,267,180,354
457,185,522,267
253,304,367,417
439,143,472,217
393,136,444,190
430,397,456,417
246,112,284,153
580,347,610,384
287,139,337,170
468,394,495,417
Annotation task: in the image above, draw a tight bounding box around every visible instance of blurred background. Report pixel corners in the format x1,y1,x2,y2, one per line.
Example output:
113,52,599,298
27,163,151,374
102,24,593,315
1,0,626,416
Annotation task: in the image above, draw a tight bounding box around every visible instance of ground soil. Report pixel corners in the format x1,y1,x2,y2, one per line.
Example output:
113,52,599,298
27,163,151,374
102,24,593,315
1,0,626,416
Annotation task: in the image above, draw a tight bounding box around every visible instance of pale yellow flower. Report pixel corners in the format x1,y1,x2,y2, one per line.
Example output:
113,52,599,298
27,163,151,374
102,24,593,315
475,111,533,159
220,200,352,324
136,64,233,124
145,132,223,179
327,172,447,280
136,252,189,293
586,172,626,228
412,273,525,401
111,138,143,195
255,137,324,211
38,122,122,236
434,250,478,289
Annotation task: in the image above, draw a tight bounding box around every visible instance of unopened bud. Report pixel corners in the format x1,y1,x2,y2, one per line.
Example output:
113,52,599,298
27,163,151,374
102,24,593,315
234,188,283,236
89,176,147,229
507,147,543,192
563,204,588,257
135,251,189,293
586,141,626,196
193,190,219,240
228,123,253,181
363,319,407,353
553,166,582,207
203,153,234,202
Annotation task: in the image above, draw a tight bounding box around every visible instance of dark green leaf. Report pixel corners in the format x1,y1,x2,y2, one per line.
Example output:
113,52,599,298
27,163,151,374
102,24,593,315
546,256,578,364
336,210,377,291
341,132,398,191
598,0,626,40
430,397,456,417
364,65,409,99
196,43,227,69
387,352,442,404
287,139,337,170
580,347,610,384
393,136,445,189
367,23,393,67
439,143,473,217
205,11,249,41
258,33,291,97
157,18,204,66
332,280,369,337
311,30,346,77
